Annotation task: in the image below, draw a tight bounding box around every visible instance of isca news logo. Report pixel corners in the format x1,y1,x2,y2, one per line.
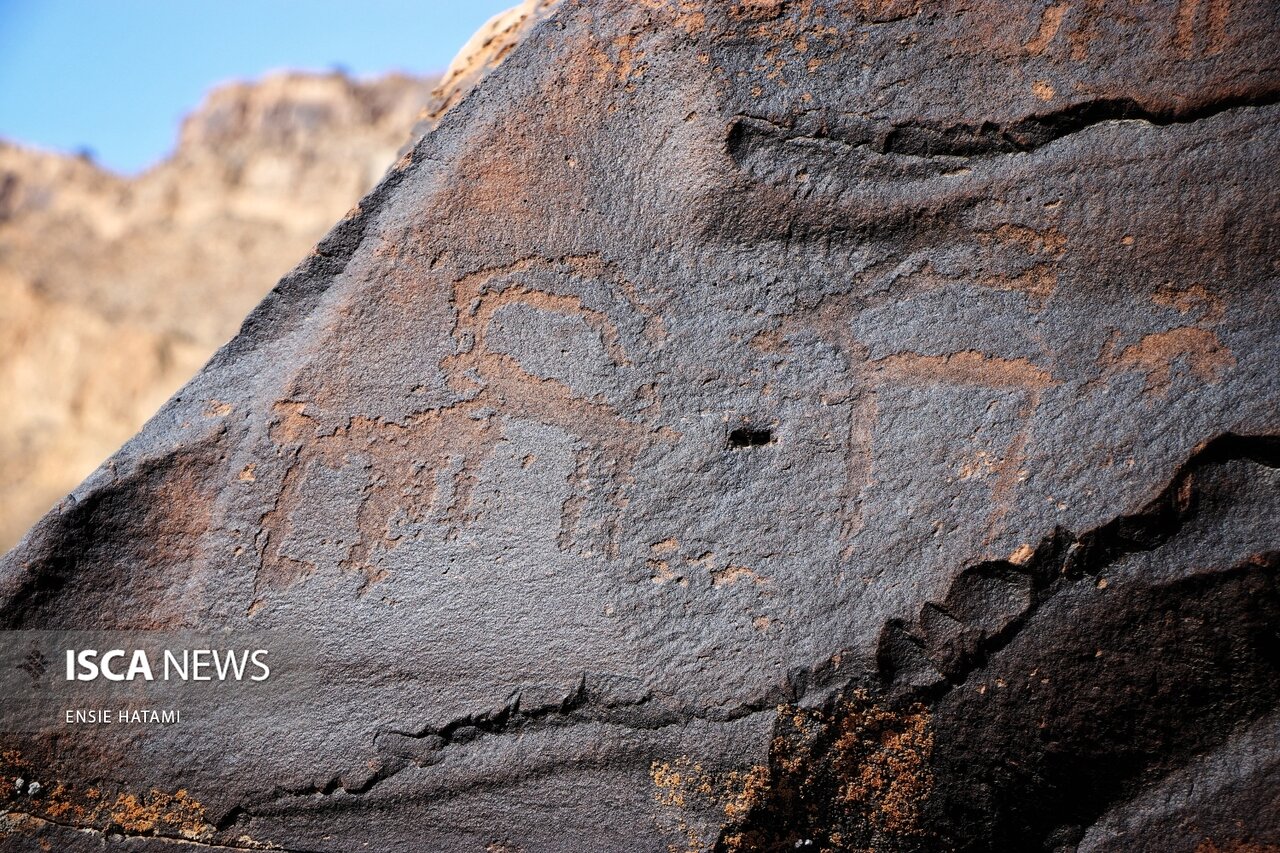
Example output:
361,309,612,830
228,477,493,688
65,648,270,682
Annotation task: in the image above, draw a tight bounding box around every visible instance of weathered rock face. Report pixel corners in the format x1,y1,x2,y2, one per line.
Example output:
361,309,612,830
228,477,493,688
0,72,439,550
2,1,1278,851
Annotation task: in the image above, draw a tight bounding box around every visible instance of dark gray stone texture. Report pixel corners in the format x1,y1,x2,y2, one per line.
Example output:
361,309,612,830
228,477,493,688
2,0,1278,850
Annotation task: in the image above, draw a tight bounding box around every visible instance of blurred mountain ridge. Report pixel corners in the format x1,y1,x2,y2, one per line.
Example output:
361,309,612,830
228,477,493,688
0,70,435,550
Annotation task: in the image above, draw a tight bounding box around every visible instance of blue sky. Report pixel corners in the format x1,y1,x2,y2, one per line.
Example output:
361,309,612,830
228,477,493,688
0,1,514,174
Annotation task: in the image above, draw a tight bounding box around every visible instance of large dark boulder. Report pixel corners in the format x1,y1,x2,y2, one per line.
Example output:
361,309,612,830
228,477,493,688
2,1,1277,850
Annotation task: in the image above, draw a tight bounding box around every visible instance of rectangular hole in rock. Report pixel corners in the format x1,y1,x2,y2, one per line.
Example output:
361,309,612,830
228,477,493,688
728,427,774,448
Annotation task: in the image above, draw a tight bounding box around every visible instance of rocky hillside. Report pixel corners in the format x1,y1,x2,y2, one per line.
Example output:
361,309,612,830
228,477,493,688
0,72,440,549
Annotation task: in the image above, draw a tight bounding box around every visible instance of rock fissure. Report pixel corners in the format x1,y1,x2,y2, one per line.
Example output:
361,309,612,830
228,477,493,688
731,90,1280,163
0,807,322,853
878,431,1280,701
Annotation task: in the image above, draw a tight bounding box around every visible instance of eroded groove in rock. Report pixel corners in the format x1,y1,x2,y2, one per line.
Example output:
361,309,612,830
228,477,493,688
731,91,1280,164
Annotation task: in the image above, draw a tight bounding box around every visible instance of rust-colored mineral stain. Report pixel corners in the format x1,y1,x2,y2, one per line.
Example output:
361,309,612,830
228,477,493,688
710,564,767,588
1153,282,1225,323
871,350,1057,390
1174,0,1235,57
1025,4,1069,54
1008,543,1036,564
1113,327,1235,395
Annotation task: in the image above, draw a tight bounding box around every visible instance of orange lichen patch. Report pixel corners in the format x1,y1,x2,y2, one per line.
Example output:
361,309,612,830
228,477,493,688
834,704,934,838
0,750,213,842
1031,80,1055,100
652,757,712,811
0,808,46,838
871,350,1057,389
1024,4,1068,54
238,462,257,482
710,564,768,588
1112,327,1235,395
651,756,713,853
0,749,32,782
651,756,771,853
107,789,211,839
711,693,935,851
721,765,771,823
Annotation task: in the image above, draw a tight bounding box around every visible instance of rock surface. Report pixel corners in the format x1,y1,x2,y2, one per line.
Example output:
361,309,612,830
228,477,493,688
2,1,1278,851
